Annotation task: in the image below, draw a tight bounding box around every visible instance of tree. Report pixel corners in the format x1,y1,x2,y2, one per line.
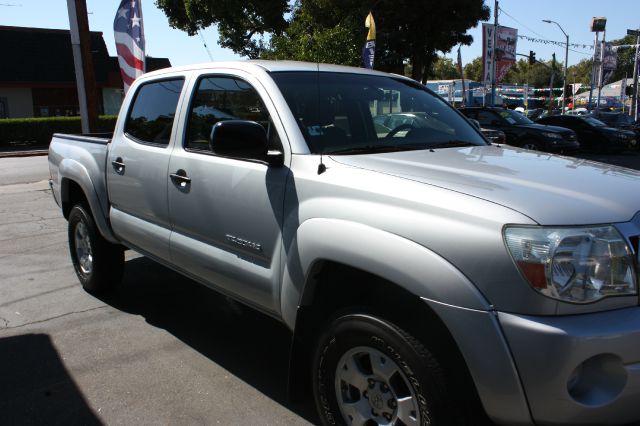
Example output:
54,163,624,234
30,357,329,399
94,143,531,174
567,58,593,87
464,56,482,81
260,5,361,65
426,57,460,80
155,0,290,58
609,35,637,83
157,0,490,82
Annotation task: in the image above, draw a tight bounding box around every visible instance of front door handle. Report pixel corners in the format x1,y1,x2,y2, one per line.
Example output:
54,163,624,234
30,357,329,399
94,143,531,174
111,157,125,174
170,169,191,187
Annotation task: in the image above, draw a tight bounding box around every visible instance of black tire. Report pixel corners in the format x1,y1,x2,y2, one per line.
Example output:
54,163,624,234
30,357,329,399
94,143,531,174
68,204,124,293
313,313,463,426
521,141,541,151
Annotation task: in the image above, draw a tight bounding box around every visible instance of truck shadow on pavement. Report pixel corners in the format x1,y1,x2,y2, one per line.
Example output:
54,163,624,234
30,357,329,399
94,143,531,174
0,333,102,425
95,255,319,425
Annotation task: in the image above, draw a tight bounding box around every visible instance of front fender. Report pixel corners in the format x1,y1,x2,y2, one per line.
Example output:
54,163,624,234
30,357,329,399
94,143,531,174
280,218,491,330
59,158,118,243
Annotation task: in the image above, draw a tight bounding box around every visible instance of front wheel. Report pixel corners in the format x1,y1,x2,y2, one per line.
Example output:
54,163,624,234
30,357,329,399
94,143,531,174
313,313,461,426
68,204,124,293
522,141,541,151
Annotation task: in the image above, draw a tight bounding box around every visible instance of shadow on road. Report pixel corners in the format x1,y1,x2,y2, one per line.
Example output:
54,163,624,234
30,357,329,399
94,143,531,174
0,334,102,425
95,256,318,424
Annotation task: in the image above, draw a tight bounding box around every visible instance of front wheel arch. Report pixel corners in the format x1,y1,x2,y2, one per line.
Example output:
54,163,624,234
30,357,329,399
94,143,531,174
287,264,487,424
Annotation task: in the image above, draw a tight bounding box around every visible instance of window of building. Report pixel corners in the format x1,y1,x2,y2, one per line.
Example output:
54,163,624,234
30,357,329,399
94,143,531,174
0,97,8,118
125,78,184,145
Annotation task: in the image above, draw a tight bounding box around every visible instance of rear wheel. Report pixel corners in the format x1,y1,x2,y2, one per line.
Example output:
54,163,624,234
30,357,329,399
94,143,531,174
313,313,463,426
68,204,124,293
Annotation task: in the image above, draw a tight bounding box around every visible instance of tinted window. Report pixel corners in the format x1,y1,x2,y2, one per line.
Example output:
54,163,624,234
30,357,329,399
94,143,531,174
271,72,486,154
476,110,498,125
186,76,279,151
125,79,184,145
497,109,533,125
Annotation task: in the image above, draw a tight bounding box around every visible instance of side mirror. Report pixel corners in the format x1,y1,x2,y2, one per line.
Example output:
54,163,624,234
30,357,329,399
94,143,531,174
469,118,481,129
209,120,283,166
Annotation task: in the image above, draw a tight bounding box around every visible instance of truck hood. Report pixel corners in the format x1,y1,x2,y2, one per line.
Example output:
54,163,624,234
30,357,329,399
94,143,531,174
515,123,569,133
330,145,640,225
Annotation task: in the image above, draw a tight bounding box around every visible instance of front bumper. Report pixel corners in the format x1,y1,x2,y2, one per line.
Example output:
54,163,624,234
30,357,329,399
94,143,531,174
500,307,640,425
424,298,640,425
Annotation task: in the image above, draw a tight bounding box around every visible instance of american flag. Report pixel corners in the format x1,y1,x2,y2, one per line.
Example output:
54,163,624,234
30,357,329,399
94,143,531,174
113,0,145,93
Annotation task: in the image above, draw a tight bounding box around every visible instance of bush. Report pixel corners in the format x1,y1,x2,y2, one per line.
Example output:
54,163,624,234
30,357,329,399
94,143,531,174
0,115,117,147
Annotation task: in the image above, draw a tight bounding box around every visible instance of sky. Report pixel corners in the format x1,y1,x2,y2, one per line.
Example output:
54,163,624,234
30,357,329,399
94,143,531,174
1,0,638,68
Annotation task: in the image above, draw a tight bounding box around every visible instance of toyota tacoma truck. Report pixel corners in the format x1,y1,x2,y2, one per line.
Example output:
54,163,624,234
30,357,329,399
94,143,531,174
49,61,640,426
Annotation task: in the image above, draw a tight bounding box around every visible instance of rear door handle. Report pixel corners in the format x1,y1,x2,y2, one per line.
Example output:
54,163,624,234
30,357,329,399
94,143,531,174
170,169,191,187
111,157,125,174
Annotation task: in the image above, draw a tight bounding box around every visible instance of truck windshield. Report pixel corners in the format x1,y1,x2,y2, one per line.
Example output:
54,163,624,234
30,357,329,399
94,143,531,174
497,109,533,125
270,71,487,154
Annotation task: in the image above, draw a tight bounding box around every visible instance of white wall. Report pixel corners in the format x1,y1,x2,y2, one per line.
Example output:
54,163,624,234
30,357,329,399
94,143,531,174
0,87,33,118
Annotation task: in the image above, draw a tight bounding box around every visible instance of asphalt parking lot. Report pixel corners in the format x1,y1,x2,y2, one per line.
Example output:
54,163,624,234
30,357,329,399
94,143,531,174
0,156,314,425
1,150,639,425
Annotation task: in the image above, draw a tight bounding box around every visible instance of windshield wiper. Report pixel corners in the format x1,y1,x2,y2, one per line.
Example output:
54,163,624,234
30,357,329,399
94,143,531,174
428,140,476,149
326,144,428,155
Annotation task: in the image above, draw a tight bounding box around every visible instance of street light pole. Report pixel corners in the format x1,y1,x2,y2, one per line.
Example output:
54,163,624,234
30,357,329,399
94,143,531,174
543,20,569,114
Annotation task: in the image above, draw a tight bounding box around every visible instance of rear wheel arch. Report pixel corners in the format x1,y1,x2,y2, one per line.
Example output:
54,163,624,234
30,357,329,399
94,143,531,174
61,178,88,219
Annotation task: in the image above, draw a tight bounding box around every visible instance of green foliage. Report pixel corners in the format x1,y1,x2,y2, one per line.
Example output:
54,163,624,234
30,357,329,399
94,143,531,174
157,0,490,82
499,57,563,88
609,35,637,83
463,56,483,81
426,57,460,80
261,8,361,65
155,0,290,58
567,58,593,86
0,116,117,147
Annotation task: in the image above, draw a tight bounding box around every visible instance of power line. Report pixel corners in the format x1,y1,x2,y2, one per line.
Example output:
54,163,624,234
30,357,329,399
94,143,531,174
498,6,546,38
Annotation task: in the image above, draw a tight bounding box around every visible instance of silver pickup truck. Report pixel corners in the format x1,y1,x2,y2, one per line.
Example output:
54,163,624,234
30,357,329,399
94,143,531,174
49,61,640,426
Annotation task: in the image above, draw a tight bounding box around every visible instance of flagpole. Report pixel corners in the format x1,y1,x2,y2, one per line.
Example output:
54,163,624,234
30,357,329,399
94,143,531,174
490,0,498,105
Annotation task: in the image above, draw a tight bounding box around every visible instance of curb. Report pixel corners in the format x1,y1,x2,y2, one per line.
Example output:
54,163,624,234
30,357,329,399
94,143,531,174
0,149,49,158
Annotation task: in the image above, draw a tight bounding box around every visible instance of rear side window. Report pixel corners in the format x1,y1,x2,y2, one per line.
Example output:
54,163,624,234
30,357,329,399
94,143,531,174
125,78,184,145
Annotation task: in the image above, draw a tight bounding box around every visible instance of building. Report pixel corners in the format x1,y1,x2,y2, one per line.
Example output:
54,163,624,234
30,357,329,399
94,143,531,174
425,80,499,107
574,78,632,109
0,25,170,119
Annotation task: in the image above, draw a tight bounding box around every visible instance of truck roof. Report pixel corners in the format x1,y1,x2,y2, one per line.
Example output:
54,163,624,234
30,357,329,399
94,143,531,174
142,59,405,79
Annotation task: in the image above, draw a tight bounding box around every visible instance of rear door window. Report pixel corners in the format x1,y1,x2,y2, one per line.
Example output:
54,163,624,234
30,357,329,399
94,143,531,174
125,78,185,145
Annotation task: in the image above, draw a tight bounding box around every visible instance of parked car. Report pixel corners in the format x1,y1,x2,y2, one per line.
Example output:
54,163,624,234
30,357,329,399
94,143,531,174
537,114,637,153
459,106,579,153
466,118,507,145
49,61,640,426
593,112,640,141
525,108,544,120
373,112,454,137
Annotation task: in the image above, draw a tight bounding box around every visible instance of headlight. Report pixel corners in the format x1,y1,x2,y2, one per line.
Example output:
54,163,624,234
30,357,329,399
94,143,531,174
504,226,637,303
541,132,562,139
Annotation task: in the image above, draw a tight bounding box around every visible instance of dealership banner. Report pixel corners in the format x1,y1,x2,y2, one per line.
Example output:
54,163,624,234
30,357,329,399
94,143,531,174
362,12,376,69
482,24,518,85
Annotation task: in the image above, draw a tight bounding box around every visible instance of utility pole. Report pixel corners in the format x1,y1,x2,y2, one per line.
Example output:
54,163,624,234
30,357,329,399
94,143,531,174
542,20,569,114
595,29,606,115
548,53,556,115
587,31,599,111
490,0,498,106
67,0,98,133
629,27,640,121
588,17,606,112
